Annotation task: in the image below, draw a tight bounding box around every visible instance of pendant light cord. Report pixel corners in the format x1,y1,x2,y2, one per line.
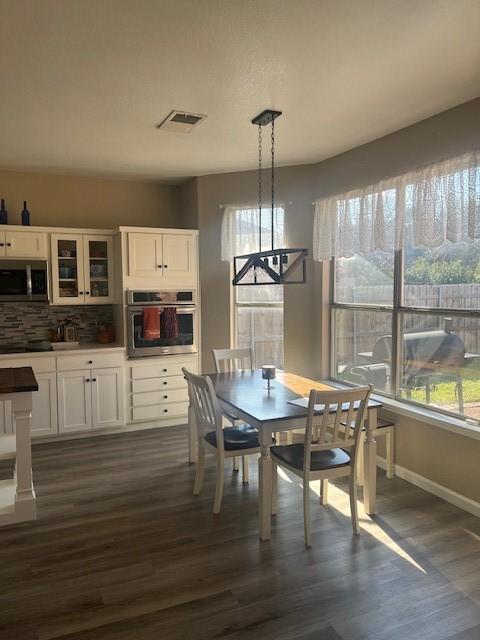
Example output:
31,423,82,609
258,124,262,253
271,118,275,251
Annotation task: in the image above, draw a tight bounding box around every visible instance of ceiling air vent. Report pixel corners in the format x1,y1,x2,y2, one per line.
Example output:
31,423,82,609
156,110,207,133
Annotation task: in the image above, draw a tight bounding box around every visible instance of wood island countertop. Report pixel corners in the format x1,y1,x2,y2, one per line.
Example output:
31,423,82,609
0,367,38,394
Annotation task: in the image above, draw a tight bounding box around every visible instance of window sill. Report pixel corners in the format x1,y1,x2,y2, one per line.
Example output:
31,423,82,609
372,393,480,441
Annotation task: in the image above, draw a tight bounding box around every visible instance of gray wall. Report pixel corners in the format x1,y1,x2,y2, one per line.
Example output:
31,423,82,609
184,97,480,503
0,169,185,229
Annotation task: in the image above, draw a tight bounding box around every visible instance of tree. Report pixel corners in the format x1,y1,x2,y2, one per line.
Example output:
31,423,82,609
406,257,473,284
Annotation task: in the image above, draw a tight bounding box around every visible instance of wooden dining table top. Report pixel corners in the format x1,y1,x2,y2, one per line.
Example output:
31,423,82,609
207,370,381,424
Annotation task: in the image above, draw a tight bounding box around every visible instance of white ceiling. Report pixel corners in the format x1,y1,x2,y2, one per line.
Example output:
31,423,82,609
0,0,479,182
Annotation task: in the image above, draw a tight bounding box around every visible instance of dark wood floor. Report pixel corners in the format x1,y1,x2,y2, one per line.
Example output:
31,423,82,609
0,426,479,640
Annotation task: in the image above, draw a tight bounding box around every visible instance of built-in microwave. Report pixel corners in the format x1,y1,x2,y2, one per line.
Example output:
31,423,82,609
0,260,49,302
127,289,198,358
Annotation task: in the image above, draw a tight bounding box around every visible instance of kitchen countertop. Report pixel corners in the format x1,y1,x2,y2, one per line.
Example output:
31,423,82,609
0,344,125,359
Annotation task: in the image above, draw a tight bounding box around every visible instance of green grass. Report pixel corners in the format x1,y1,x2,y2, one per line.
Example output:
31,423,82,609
404,378,480,406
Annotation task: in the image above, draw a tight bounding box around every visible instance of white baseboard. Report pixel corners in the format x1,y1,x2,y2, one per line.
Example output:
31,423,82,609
377,456,480,519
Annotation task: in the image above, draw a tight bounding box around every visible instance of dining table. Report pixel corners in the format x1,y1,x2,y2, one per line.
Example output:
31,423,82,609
187,369,382,541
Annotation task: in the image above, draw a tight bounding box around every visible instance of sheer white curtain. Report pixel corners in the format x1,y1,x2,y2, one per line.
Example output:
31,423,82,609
221,204,285,261
313,150,480,260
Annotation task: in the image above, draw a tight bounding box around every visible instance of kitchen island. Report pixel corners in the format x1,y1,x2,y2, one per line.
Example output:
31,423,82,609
0,367,38,526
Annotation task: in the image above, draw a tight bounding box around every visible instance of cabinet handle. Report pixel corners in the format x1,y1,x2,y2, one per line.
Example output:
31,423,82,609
88,360,93,364
85,378,90,382
163,409,168,413
0,244,3,247
92,378,97,382
157,265,162,268
6,243,11,247
79,291,84,295
163,381,167,385
86,291,90,295
164,265,168,268
163,368,167,372
163,395,168,399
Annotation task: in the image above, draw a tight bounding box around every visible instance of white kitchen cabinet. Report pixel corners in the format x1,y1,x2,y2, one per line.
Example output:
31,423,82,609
162,233,195,280
128,233,163,278
129,355,197,423
31,372,58,437
83,235,115,304
51,233,114,305
0,231,48,259
58,369,92,433
58,365,124,434
91,367,124,429
127,231,196,282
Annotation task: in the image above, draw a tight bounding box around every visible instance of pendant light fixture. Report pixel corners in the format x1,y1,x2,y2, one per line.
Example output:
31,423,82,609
232,109,308,286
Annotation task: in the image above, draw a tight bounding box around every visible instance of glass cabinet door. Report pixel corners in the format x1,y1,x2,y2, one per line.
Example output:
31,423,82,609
83,235,114,303
52,235,85,304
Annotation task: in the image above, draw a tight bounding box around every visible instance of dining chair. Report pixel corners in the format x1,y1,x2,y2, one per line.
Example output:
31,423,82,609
212,347,253,482
183,367,261,514
271,384,372,546
346,417,395,485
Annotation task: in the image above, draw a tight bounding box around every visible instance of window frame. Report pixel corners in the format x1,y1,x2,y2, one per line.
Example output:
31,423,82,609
330,247,480,423
232,298,284,367
227,205,286,368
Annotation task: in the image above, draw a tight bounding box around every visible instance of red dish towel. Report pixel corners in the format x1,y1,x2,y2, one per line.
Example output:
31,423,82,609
143,308,160,340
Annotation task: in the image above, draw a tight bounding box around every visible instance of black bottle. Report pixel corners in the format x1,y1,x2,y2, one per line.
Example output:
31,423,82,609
21,201,30,226
0,199,7,224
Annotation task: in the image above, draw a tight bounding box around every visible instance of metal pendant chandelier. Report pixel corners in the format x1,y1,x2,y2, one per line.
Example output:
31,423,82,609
232,109,308,286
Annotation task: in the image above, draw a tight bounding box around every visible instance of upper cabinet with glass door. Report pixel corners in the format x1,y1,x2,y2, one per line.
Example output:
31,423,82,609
83,236,114,304
51,233,114,305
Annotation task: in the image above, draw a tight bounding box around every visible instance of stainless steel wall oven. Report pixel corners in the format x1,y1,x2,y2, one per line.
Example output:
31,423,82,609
127,290,198,358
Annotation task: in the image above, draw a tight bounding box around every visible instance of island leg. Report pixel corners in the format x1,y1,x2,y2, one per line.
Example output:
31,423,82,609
258,426,273,541
12,392,36,522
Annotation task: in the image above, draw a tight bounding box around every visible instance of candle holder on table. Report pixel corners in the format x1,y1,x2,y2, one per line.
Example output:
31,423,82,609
262,365,276,391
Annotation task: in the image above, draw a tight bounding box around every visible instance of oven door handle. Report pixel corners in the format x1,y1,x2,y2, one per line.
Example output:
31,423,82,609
26,264,33,299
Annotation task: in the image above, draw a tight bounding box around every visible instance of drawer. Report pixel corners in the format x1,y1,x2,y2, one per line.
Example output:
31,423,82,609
57,352,124,372
0,356,56,373
131,376,186,393
132,401,189,422
132,387,188,407
130,357,197,380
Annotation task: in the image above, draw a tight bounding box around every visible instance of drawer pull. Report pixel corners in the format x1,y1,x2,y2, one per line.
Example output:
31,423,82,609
163,368,167,372
85,378,90,382
92,378,97,382
163,409,168,413
163,381,168,385
88,360,93,364
164,395,168,399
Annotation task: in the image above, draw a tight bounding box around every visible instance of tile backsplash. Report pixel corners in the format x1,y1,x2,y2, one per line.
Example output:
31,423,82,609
0,303,114,346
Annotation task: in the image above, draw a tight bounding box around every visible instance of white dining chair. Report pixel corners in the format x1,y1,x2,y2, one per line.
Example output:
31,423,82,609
212,347,253,482
183,367,262,514
271,384,372,547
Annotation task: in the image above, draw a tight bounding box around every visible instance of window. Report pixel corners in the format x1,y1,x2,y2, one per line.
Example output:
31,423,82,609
322,152,480,423
222,205,285,369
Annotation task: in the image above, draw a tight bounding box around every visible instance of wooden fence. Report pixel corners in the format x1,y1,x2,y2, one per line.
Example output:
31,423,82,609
336,283,480,362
